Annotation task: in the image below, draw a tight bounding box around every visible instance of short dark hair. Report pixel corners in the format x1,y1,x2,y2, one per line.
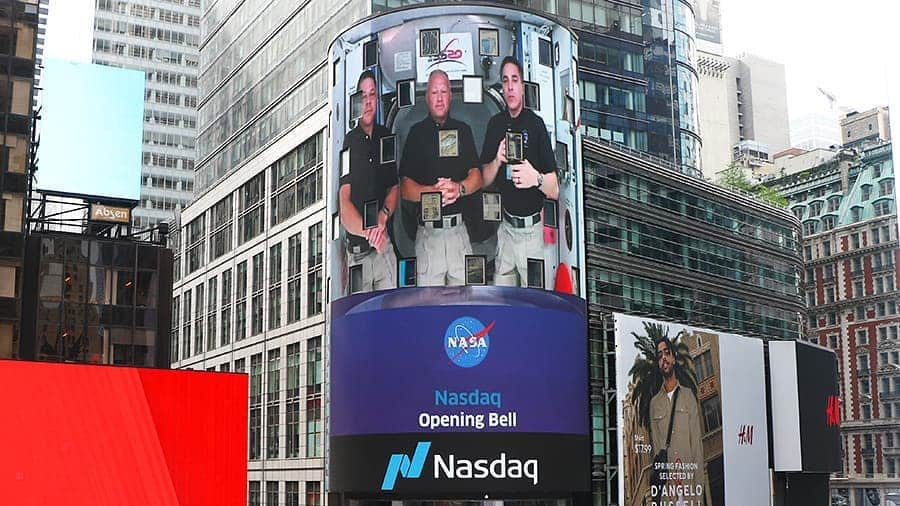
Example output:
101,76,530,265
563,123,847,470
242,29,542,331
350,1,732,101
500,56,523,80
654,336,673,357
357,69,376,89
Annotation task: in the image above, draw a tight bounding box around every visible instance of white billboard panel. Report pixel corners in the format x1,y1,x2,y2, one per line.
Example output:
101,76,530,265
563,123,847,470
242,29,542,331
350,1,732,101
615,314,769,506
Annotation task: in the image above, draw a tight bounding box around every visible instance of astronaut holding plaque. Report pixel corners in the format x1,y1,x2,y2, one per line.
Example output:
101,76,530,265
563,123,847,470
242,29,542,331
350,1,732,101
399,69,482,286
339,70,398,291
480,56,558,287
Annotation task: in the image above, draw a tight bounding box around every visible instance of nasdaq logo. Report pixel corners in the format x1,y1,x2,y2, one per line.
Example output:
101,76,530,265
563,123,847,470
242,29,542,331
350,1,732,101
381,441,432,491
444,317,494,368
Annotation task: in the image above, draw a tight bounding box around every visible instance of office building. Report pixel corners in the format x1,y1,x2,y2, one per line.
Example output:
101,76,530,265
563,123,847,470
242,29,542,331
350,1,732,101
768,142,899,506
0,0,38,359
92,0,201,230
842,106,892,150
698,52,791,178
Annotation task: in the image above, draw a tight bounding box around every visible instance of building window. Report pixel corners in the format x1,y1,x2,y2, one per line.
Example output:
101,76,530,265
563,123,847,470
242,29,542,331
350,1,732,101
853,257,863,275
854,280,864,298
186,216,205,273
880,179,894,197
182,289,191,359
265,482,278,506
307,222,323,317
252,253,264,335
271,133,324,226
287,232,302,323
286,482,300,506
695,350,714,382
286,342,301,458
207,277,217,350
267,349,280,459
861,185,872,201
859,354,870,376
874,200,892,217
701,396,722,432
249,481,260,506
852,233,861,249
221,269,232,346
194,284,204,355
210,195,233,260
236,261,248,340
803,221,817,236
857,328,868,345
306,336,323,457
809,201,822,217
238,173,265,245
306,482,321,506
171,296,180,361
249,353,262,460
269,244,282,329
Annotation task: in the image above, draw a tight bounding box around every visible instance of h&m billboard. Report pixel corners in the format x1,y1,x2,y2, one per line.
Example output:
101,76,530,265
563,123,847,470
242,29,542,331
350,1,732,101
614,314,770,506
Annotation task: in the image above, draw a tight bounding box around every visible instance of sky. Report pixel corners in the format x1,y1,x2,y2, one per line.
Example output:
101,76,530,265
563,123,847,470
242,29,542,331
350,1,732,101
43,0,898,133
720,0,898,118
43,0,93,63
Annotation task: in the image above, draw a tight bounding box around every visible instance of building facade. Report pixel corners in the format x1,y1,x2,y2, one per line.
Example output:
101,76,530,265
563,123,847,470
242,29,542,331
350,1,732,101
183,0,372,503
698,52,791,178
0,0,38,359
769,142,899,506
92,0,201,230
842,106,892,151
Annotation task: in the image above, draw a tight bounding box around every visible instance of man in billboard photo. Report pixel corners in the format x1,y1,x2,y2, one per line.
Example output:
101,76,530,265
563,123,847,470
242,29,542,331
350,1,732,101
399,69,482,286
649,336,708,506
339,70,398,291
480,56,558,287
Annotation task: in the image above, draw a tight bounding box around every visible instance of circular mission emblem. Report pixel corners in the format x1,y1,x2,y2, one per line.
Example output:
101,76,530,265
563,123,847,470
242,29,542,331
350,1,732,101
444,316,493,368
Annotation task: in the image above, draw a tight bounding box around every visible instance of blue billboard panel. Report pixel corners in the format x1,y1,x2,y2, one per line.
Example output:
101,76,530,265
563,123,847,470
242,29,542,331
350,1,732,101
331,286,588,437
37,59,144,200
329,286,589,495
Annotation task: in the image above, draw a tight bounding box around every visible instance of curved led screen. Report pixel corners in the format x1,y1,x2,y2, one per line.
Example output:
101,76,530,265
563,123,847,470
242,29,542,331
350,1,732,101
326,5,588,497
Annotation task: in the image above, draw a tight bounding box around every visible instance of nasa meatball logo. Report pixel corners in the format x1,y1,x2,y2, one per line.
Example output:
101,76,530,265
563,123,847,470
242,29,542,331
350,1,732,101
444,316,494,368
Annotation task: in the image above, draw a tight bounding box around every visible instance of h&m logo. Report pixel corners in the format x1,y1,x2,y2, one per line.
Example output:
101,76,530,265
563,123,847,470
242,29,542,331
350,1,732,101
826,395,841,427
737,424,754,445
381,441,431,491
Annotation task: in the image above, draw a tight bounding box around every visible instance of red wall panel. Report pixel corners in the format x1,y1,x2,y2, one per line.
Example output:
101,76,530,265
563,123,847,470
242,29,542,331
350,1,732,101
0,360,248,505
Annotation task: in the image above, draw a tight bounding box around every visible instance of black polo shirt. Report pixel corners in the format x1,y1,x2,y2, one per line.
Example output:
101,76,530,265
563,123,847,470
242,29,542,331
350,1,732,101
340,124,398,251
399,115,479,216
480,108,555,216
